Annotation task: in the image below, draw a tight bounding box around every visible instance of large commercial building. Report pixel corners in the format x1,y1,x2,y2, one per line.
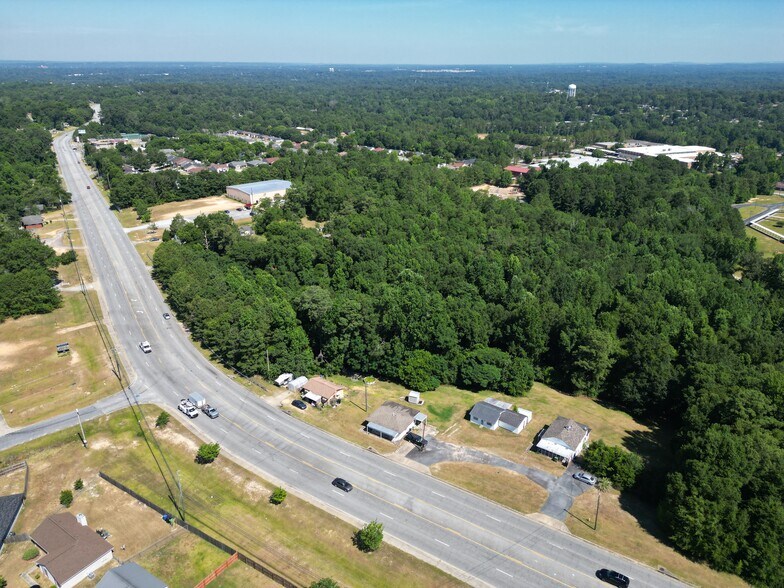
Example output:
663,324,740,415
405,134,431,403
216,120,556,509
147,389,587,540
616,144,716,168
225,180,291,206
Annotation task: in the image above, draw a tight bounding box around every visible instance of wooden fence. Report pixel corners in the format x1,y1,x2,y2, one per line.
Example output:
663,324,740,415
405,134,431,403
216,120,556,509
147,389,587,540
194,552,238,588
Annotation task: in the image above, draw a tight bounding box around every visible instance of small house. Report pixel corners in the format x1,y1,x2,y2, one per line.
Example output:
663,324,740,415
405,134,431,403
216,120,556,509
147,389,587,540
31,513,113,588
504,165,538,178
365,401,427,442
301,376,345,406
535,416,591,462
97,562,167,588
469,398,531,435
21,215,44,229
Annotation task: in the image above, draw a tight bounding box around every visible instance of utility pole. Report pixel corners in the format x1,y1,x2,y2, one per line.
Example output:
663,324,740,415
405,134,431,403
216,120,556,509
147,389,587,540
266,349,270,381
76,409,87,448
594,490,601,531
176,470,184,520
364,379,368,413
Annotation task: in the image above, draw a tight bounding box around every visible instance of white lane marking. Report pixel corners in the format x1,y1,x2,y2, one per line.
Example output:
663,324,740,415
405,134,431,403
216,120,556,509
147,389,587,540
432,491,446,498
300,433,310,438
253,448,263,454
264,414,277,422
495,569,513,578
339,450,350,457
435,539,449,547
380,512,394,520
486,514,501,522
288,468,298,474
331,489,345,496
383,470,397,477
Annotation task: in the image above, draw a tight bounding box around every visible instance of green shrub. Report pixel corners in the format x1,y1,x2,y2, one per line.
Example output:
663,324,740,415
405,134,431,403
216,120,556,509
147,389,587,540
155,411,170,428
310,579,339,588
353,520,384,552
22,546,39,561
581,440,643,490
59,489,73,507
270,487,287,505
74,478,83,491
196,442,221,464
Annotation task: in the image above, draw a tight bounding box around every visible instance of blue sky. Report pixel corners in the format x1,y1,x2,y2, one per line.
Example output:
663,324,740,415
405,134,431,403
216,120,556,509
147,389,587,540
1,0,782,64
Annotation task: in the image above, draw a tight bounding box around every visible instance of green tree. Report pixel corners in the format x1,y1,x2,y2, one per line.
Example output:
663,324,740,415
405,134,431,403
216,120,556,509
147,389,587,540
60,489,73,507
398,350,442,392
196,443,221,464
270,487,287,505
581,440,643,490
73,478,83,491
155,411,170,428
309,579,339,588
354,520,384,552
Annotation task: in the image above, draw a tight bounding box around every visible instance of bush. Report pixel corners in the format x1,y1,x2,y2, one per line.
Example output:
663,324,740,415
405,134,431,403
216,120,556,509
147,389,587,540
155,411,170,428
73,478,83,491
270,487,287,505
310,580,339,588
0,575,6,588
196,442,221,464
353,520,384,552
581,440,643,490
21,547,39,561
58,250,77,265
59,489,73,507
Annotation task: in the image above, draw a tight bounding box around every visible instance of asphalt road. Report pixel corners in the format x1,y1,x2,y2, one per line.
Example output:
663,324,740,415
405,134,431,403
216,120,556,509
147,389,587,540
2,132,687,588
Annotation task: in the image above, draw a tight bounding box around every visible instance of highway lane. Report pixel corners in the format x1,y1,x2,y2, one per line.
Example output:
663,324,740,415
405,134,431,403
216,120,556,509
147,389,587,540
15,131,686,588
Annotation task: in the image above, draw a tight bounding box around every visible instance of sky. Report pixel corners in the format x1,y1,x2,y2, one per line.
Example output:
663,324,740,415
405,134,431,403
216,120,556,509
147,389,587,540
1,0,783,64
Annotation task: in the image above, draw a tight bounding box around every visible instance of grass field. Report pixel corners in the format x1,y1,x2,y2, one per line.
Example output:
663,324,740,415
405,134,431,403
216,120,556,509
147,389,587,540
0,290,117,427
0,407,464,588
738,205,766,220
114,196,240,228
748,193,784,206
431,462,548,514
566,490,747,588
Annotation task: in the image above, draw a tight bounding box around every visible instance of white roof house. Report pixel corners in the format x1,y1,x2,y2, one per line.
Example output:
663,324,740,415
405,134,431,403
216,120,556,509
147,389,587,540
226,180,292,205
535,416,591,462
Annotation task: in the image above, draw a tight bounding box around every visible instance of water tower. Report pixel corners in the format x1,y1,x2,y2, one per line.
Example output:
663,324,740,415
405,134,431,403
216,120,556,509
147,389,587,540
567,84,577,98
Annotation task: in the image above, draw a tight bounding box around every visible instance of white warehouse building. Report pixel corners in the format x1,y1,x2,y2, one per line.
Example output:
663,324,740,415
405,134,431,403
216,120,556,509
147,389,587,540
226,179,291,206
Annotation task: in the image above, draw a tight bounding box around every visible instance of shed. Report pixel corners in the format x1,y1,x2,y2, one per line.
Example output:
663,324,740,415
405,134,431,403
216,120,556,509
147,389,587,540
31,512,113,588
365,401,427,442
287,376,308,392
406,391,424,405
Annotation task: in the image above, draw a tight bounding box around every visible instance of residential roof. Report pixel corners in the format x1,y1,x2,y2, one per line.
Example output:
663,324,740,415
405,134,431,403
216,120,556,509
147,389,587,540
227,180,291,196
21,215,43,226
542,416,590,451
0,494,24,548
32,513,113,586
303,376,344,400
97,562,167,588
504,165,533,174
469,401,503,426
498,410,526,428
367,401,426,435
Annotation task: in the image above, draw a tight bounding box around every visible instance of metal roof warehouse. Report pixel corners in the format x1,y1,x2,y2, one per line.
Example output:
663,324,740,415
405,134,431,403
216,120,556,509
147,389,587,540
226,180,291,205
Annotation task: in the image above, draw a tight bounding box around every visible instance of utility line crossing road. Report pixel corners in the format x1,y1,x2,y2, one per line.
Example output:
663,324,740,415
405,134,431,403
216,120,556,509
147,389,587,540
3,132,686,588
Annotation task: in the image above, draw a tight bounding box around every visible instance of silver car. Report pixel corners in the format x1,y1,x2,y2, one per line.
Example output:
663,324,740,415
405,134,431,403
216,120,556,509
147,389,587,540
573,471,597,485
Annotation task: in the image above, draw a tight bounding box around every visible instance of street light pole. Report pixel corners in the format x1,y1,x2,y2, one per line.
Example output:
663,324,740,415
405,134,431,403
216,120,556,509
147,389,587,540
76,409,87,448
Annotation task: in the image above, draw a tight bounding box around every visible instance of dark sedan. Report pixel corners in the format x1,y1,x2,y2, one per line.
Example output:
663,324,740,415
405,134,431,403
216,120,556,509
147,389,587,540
332,477,353,492
597,569,630,587
292,399,307,410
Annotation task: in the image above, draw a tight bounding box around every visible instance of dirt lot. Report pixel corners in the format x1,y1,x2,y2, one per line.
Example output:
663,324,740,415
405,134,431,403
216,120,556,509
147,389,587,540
115,196,242,228
0,291,117,428
471,183,524,200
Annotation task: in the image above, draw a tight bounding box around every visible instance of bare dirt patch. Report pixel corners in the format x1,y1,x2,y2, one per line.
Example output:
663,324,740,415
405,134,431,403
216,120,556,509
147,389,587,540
471,183,524,200
150,196,241,223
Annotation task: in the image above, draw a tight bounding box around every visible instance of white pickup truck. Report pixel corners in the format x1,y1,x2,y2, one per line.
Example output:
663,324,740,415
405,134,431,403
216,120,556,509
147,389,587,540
177,399,198,418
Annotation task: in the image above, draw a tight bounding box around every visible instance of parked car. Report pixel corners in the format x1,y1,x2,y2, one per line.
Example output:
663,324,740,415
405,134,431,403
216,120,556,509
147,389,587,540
597,569,630,587
139,341,152,354
573,471,597,486
86,185,91,189
332,477,353,492
202,404,219,419
404,431,428,448
292,399,307,411
163,312,171,320
224,209,232,214
235,207,244,211
177,400,198,418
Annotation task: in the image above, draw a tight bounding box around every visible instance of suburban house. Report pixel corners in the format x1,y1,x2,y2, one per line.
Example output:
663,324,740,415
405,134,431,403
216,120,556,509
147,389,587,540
96,562,167,588
225,180,292,206
365,401,427,442
121,164,138,174
208,163,229,173
21,215,44,230
535,416,591,462
504,164,538,178
228,160,247,171
469,398,532,435
301,376,345,406
0,490,25,553
31,513,113,588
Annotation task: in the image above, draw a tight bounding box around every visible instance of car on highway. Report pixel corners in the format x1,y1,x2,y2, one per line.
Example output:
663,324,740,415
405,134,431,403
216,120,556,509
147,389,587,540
86,185,91,189
178,400,198,418
404,431,428,448
332,477,353,492
573,471,597,486
163,312,171,320
139,341,152,354
597,568,630,587
292,399,307,411
202,404,219,419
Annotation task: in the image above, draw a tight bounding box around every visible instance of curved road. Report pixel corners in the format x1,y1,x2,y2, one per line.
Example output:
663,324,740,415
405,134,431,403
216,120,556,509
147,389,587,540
2,132,686,588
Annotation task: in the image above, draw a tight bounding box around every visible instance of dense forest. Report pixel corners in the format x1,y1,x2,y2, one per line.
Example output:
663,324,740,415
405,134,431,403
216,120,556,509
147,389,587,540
2,63,784,584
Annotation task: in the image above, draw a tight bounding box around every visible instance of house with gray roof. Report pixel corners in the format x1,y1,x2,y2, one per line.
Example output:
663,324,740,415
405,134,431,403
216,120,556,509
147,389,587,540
21,215,44,229
469,398,531,435
365,401,427,442
535,416,591,462
97,562,167,588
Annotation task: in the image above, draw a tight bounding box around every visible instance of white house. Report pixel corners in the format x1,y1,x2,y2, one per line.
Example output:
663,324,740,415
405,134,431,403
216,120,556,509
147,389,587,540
31,513,113,588
535,416,591,462
365,401,427,442
469,398,532,435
